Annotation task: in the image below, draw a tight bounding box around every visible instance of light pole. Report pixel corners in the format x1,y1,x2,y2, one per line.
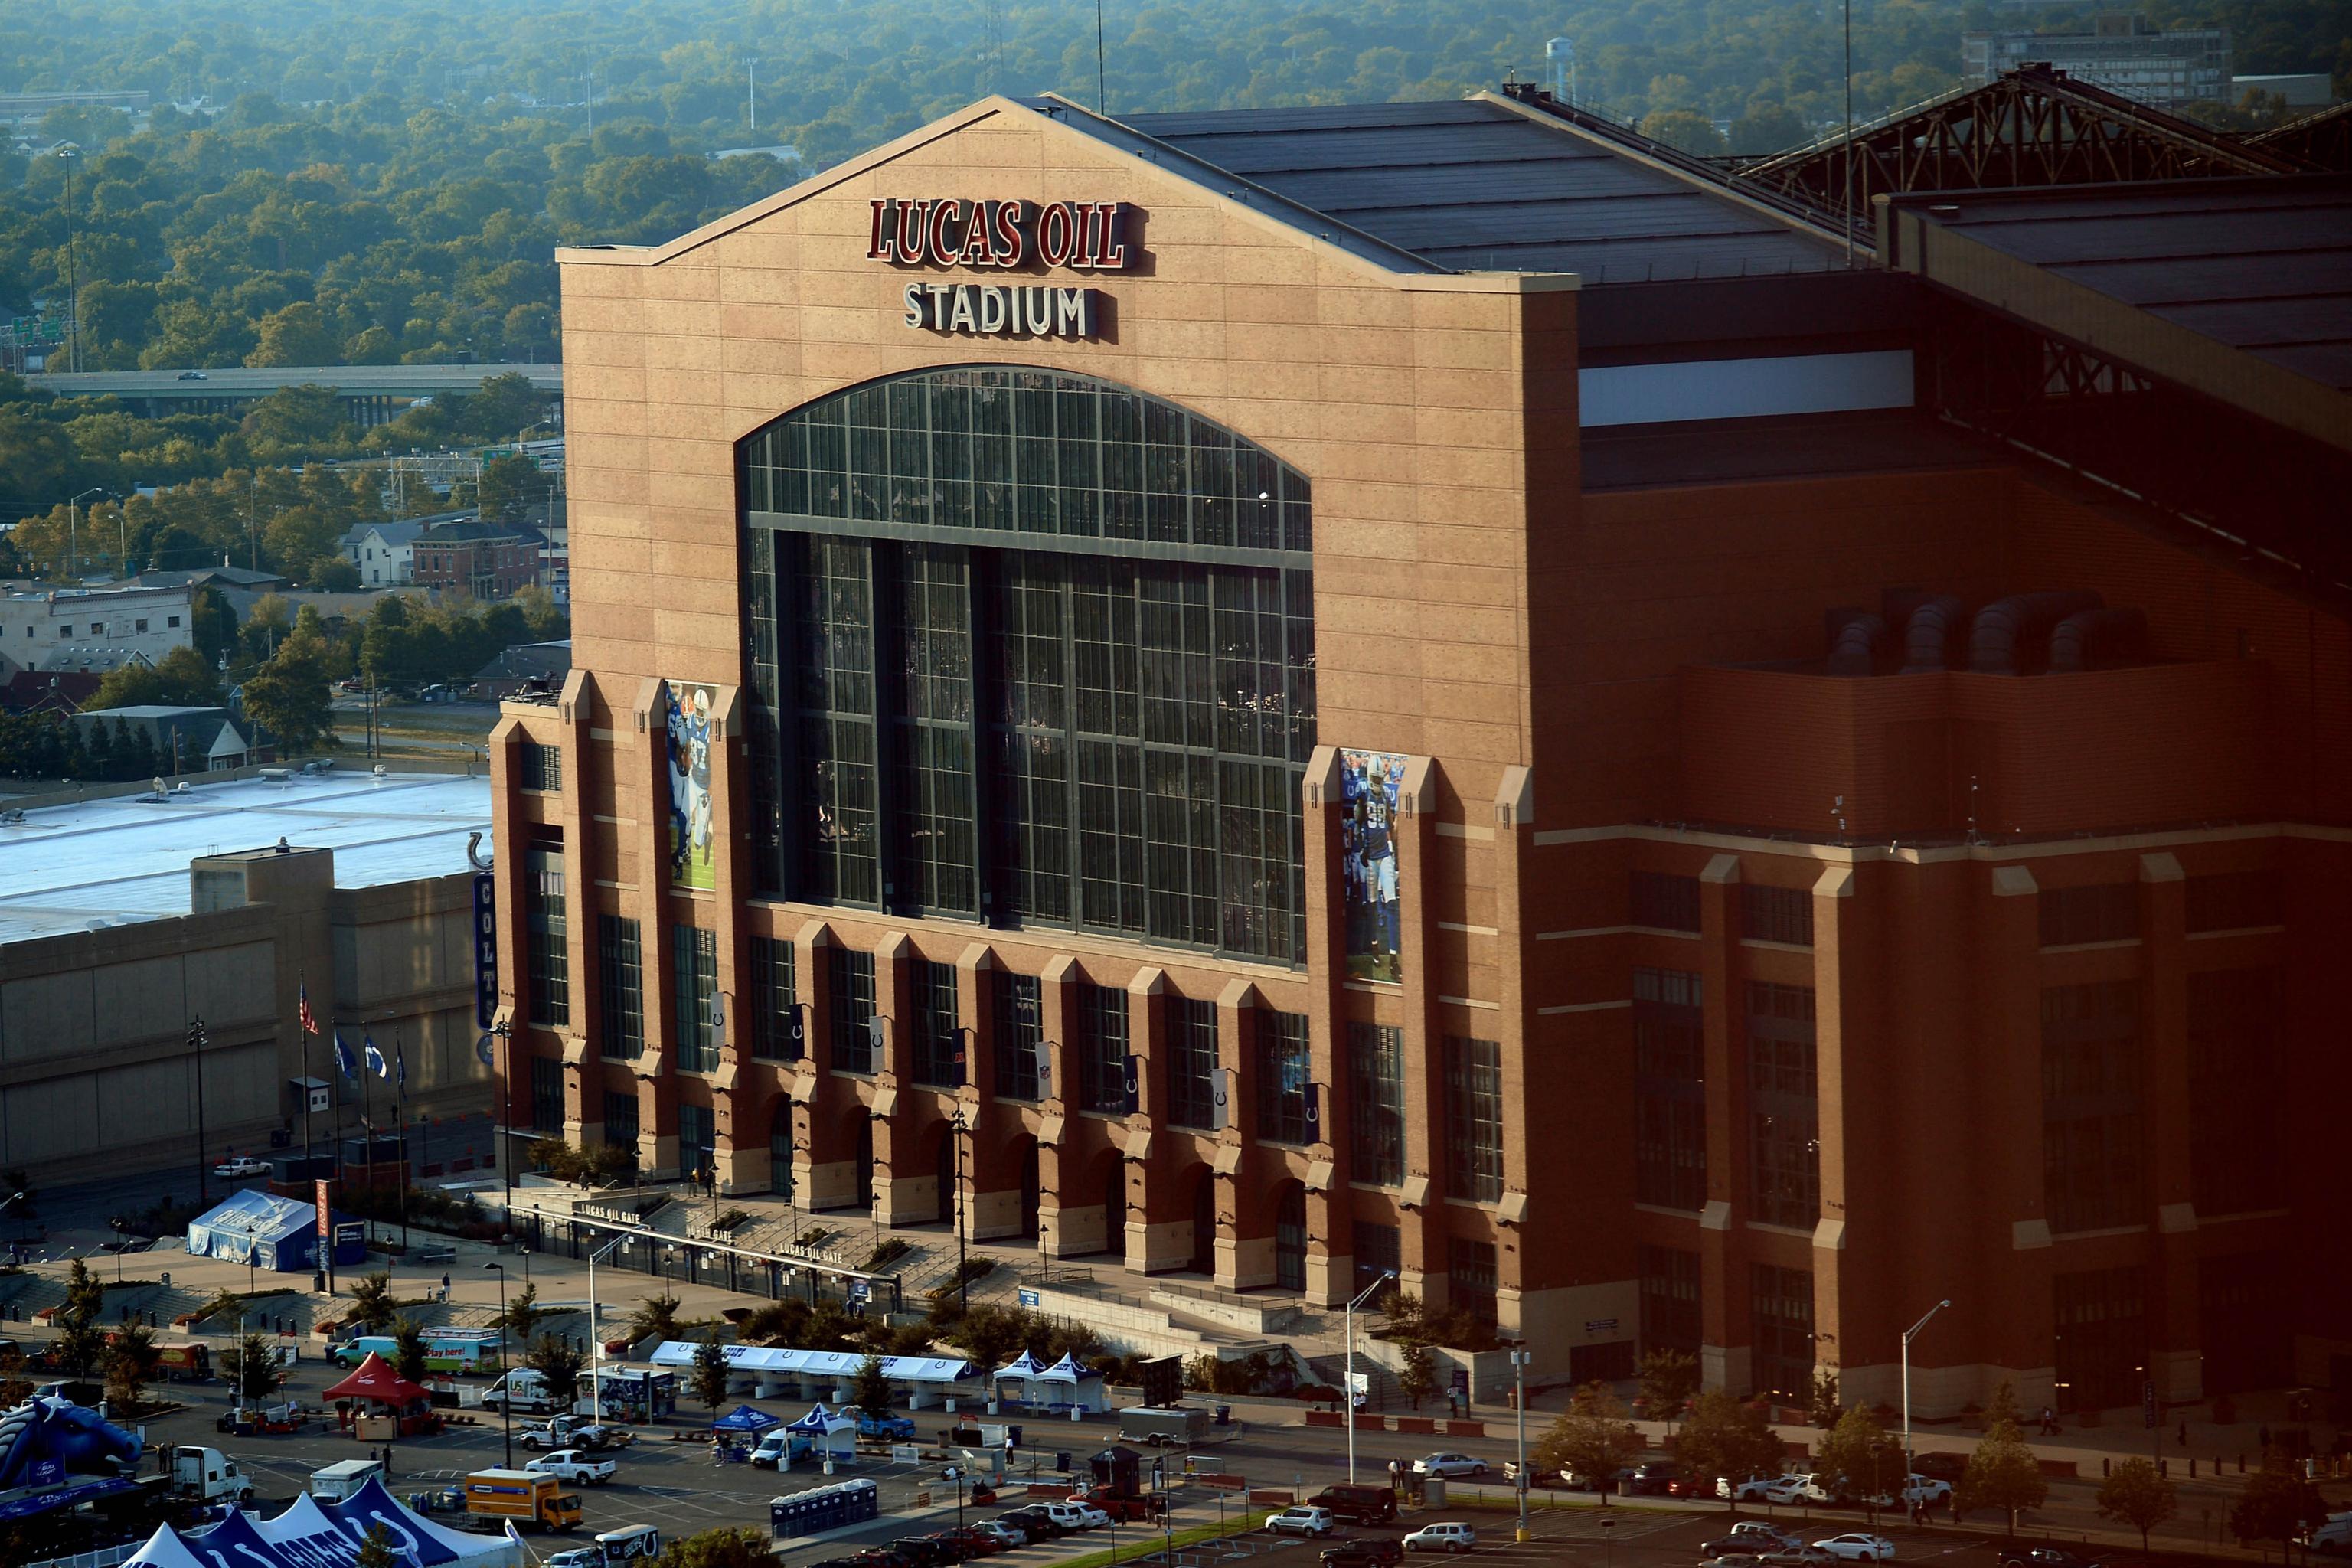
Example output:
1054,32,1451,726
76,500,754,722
191,1017,210,1204
1511,1344,1533,1541
486,1262,513,1466
66,487,105,581
1867,1438,1886,1533
949,1108,970,1309
1900,1299,1952,1498
587,1233,629,1423
107,1218,126,1283
1344,1268,1396,1484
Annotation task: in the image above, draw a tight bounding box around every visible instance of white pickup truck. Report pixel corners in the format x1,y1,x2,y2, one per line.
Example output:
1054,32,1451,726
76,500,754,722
525,1450,618,1487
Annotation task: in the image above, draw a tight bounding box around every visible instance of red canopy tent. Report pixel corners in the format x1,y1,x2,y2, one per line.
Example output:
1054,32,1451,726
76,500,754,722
325,1351,441,1438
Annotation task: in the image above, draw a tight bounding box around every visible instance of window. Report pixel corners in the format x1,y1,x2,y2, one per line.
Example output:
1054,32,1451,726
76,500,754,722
912,959,962,1088
1444,1035,1504,1204
524,847,570,1028
2052,1266,2146,1411
2042,981,2141,1233
1167,996,1219,1129
829,946,877,1073
2200,1250,2291,1395
2188,969,2282,1215
60,626,72,637
1256,1009,1312,1144
1449,1237,1498,1325
2185,869,2282,933
529,1054,564,1134
1639,1244,1701,1354
520,737,562,793
135,618,149,632
597,915,643,1060
1740,884,1813,946
1347,1021,1405,1187
894,544,978,914
603,1089,639,1149
2039,883,2138,946
1631,871,1701,933
167,615,181,628
678,1103,717,1180
1746,982,1817,1228
994,972,1044,1100
749,936,800,1062
1750,1264,1814,1401
1076,982,1131,1113
1635,968,1707,1212
1354,1220,1401,1299
672,926,718,1073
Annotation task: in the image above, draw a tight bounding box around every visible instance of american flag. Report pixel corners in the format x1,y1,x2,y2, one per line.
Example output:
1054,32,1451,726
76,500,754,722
298,982,318,1037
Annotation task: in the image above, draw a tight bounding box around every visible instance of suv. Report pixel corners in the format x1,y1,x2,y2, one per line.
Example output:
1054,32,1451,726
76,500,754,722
1325,1542,1406,1568
1404,1523,1477,1555
1309,1485,1400,1525
1001,1508,1067,1539
1044,1502,1110,1531
1266,1508,1338,1537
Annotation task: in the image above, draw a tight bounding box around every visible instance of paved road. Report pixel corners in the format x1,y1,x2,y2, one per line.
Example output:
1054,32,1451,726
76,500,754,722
30,364,561,402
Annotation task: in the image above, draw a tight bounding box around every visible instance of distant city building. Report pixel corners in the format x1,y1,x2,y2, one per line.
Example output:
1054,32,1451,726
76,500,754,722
411,519,539,601
2233,73,2337,109
0,89,151,128
128,564,290,593
0,585,194,679
73,704,254,772
472,639,571,701
1963,13,2232,106
0,669,100,716
341,520,430,586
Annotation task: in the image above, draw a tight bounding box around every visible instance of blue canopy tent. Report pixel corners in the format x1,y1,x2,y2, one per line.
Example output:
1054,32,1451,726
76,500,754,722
185,1189,366,1272
787,1401,858,1458
710,1403,782,1435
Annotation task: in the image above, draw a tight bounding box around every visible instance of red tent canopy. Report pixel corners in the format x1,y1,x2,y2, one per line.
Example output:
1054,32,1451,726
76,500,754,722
324,1352,430,1406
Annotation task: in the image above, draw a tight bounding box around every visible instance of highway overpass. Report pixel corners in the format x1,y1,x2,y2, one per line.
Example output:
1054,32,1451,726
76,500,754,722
28,363,563,423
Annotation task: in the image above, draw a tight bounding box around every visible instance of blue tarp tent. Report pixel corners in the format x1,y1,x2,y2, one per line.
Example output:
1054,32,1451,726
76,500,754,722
125,1476,521,1566
185,1189,367,1273
711,1403,782,1435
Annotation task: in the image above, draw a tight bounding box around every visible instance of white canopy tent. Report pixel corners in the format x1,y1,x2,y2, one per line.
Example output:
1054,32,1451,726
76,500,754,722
648,1342,978,1403
123,1476,524,1567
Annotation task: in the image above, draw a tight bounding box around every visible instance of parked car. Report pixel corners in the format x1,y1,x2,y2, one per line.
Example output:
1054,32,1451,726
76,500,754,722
1403,1523,1477,1554
1564,1465,1640,1494
1042,1502,1110,1531
1811,1535,1896,1562
1763,1547,1838,1566
850,1553,914,1568
524,1451,616,1486
933,1528,999,1557
1413,1454,1489,1478
213,1156,270,1178
1000,1508,1068,1539
1626,1462,1681,1496
1910,1453,1967,1485
1266,1507,1338,1537
969,1522,1027,1550
1722,1475,1795,1501
1700,1556,1772,1568
1668,1475,1713,1499
1897,1475,1952,1504
2303,1519,2352,1555
888,1538,954,1566
1323,1540,1406,1568
1308,1485,1400,1525
1726,1524,1805,1551
1997,1550,2095,1568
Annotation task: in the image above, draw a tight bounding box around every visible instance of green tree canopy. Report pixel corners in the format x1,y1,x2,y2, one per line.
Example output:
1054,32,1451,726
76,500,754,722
1532,1382,1646,1494
1675,1389,1788,1505
2096,1457,2178,1554
1955,1380,2047,1533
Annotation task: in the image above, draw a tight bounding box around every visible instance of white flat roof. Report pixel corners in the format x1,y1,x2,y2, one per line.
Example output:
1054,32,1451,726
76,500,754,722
0,769,493,946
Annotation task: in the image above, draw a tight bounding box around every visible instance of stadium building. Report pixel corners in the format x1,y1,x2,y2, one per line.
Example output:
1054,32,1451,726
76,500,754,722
498,77,2352,1413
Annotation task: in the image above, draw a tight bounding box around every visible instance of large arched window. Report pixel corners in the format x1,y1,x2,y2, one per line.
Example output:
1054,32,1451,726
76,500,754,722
740,367,1316,965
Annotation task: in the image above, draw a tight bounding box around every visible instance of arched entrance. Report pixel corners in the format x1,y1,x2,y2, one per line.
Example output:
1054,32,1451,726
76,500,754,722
769,1100,795,1205
1273,1182,1307,1292
1188,1166,1216,1276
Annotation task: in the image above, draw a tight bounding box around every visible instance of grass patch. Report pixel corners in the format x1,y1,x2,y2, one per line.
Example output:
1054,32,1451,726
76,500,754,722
1054,1511,1270,1568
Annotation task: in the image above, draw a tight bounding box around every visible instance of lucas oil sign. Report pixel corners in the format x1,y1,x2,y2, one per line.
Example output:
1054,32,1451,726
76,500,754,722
871,198,1135,342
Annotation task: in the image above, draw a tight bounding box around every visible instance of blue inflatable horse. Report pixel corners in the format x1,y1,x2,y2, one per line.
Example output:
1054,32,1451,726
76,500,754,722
0,1398,143,1489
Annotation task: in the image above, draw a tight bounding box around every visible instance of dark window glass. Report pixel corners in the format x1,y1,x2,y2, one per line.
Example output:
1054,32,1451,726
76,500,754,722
2040,883,2138,946
1444,1035,1504,1204
894,544,978,915
2042,981,2141,1233
1639,1244,1701,1355
604,1089,639,1149
524,847,569,1028
912,958,962,1089
797,534,880,904
1631,871,1701,933
1348,1021,1405,1187
1750,1263,1813,1401
1747,982,1818,1227
1076,982,1132,1114
679,1102,716,1179
2185,869,2282,933
1449,1237,1498,1325
520,737,562,793
1256,1009,1312,1145
597,915,643,1061
2052,1266,2145,1411
672,926,718,1073
749,936,800,1062
530,1054,564,1134
745,528,786,895
2188,969,2282,1215
1635,968,1706,1211
2200,1250,2292,1395
1354,1220,1401,1299
1741,884,1813,946
1167,996,1219,1129
994,972,1044,1101
829,946,877,1073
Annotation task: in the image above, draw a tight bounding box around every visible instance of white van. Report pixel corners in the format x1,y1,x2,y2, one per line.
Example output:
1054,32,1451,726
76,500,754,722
482,1368,557,1413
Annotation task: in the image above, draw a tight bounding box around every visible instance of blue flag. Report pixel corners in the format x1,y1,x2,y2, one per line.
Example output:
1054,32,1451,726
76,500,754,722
395,1044,407,1090
334,1033,358,1080
365,1034,387,1079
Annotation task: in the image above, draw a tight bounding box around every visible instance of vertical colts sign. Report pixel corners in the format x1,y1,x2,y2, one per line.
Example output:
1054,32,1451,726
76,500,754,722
472,871,498,1030
870,198,1135,341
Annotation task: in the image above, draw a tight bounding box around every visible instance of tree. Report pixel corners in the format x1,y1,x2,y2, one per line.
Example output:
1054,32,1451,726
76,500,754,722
655,1526,774,1568
497,1281,544,1339
346,1270,398,1331
1812,1406,1893,1504
1808,1368,1843,1429
1955,1381,2047,1535
355,1524,402,1568
1675,1390,1787,1507
55,1259,106,1377
851,1351,893,1422
526,1333,586,1407
1638,1348,1700,1432
1641,109,1728,155
246,302,341,368
626,1289,684,1346
1533,1383,1645,1498
0,1344,33,1410
391,1318,428,1383
92,645,224,712
2096,1457,2178,1554
239,622,337,755
692,1328,730,1412
103,1321,162,1408
1730,103,1812,155
1397,1341,1438,1410
2229,1462,2330,1558
224,1330,281,1403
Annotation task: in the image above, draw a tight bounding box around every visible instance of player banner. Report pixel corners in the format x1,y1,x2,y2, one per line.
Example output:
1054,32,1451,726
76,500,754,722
1340,749,1405,984
665,681,719,890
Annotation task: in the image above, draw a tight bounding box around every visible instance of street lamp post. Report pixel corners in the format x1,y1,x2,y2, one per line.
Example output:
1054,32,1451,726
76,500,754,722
1900,1299,1952,1500
949,1108,970,1309
1343,1268,1397,1485
486,1262,512,1467
191,1017,210,1203
1511,1344,1533,1541
65,488,106,580
1867,1438,1886,1533
586,1234,629,1423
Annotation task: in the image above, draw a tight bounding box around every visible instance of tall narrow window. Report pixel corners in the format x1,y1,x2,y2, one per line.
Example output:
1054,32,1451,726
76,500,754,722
829,946,877,1073
1449,1236,1498,1325
2188,969,2282,1215
603,1089,639,1150
1354,1220,1401,1298
524,847,569,1028
1256,1009,1312,1144
1740,884,1813,946
2053,1266,2147,1411
1444,1035,1504,1203
519,737,562,793
672,926,718,1073
1748,981,1818,1228
1166,997,1218,1129
530,1054,564,1134
894,544,978,915
1750,1263,1814,1402
2043,981,2141,1232
749,936,800,1062
995,973,1044,1101
597,915,642,1060
798,535,880,905
1347,1021,1405,1187
1076,982,1131,1114
678,1103,716,1180
2039,883,2138,946
1630,871,1701,933
1639,1244,1701,1354
1635,968,1706,1211
913,959,962,1089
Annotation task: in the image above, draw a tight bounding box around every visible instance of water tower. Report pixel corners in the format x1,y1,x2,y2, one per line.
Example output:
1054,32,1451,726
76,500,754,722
1546,37,1576,104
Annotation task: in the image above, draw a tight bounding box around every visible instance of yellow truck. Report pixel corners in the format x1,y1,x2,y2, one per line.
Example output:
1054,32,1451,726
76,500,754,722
462,1467,583,1532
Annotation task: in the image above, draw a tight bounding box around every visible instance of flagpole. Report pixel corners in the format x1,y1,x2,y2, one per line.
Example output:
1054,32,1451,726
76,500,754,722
361,1043,374,1243
302,977,322,1293
396,1024,410,1254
